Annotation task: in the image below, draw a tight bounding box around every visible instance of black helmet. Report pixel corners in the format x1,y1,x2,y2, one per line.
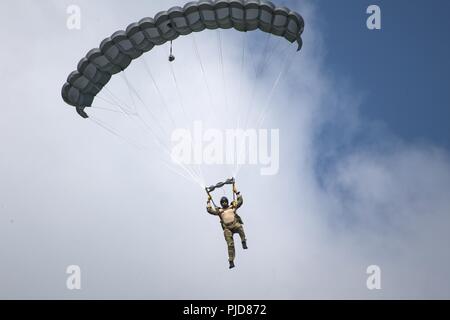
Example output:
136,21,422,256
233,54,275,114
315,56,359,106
220,196,229,208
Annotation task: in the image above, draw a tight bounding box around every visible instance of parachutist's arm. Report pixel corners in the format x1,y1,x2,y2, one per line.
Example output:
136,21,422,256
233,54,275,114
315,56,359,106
206,193,219,215
207,201,219,216
231,182,243,209
235,194,243,210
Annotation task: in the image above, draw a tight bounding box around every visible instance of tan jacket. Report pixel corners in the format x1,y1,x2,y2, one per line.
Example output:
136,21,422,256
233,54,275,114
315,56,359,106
207,194,244,228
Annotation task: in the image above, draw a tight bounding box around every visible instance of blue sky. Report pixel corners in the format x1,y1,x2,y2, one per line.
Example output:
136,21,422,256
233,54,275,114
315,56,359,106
314,0,450,149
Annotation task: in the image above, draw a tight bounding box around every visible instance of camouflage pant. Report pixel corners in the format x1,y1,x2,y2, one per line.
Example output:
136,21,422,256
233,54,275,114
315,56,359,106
223,222,246,262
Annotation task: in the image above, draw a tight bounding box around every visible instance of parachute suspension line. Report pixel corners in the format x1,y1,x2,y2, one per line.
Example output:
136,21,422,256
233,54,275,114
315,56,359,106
104,88,138,119
102,80,168,154
89,115,145,150
120,72,170,139
194,32,230,182
216,29,235,179
140,58,177,129
161,160,203,186
233,42,295,178
236,33,271,169
240,33,272,132
258,33,273,74
101,86,141,119
236,31,247,130
91,104,134,115
90,113,202,186
234,31,248,176
168,62,188,122
120,74,177,161
216,29,229,114
90,77,197,185
94,95,128,111
102,83,137,114
263,36,284,68
93,95,136,115
96,84,149,132
234,47,297,178
244,36,285,123
122,71,172,143
256,47,297,128
168,150,206,187
168,61,206,186
131,103,204,187
170,64,204,184
192,34,214,122
92,72,203,186
87,80,135,116
133,112,205,187
233,33,272,176
140,58,204,187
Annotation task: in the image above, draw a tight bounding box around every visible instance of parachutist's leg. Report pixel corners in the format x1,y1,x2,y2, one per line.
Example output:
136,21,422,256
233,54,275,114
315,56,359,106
236,223,247,249
224,228,235,263
236,224,246,242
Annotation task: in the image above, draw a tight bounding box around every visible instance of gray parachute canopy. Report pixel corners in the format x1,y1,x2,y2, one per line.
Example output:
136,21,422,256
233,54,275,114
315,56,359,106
61,0,305,118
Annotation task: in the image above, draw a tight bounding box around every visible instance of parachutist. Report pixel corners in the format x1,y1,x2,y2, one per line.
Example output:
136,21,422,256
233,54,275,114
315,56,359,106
206,179,247,268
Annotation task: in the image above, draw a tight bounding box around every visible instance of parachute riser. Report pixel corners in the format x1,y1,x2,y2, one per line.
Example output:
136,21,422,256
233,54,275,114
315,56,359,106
205,177,235,193
205,177,236,206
